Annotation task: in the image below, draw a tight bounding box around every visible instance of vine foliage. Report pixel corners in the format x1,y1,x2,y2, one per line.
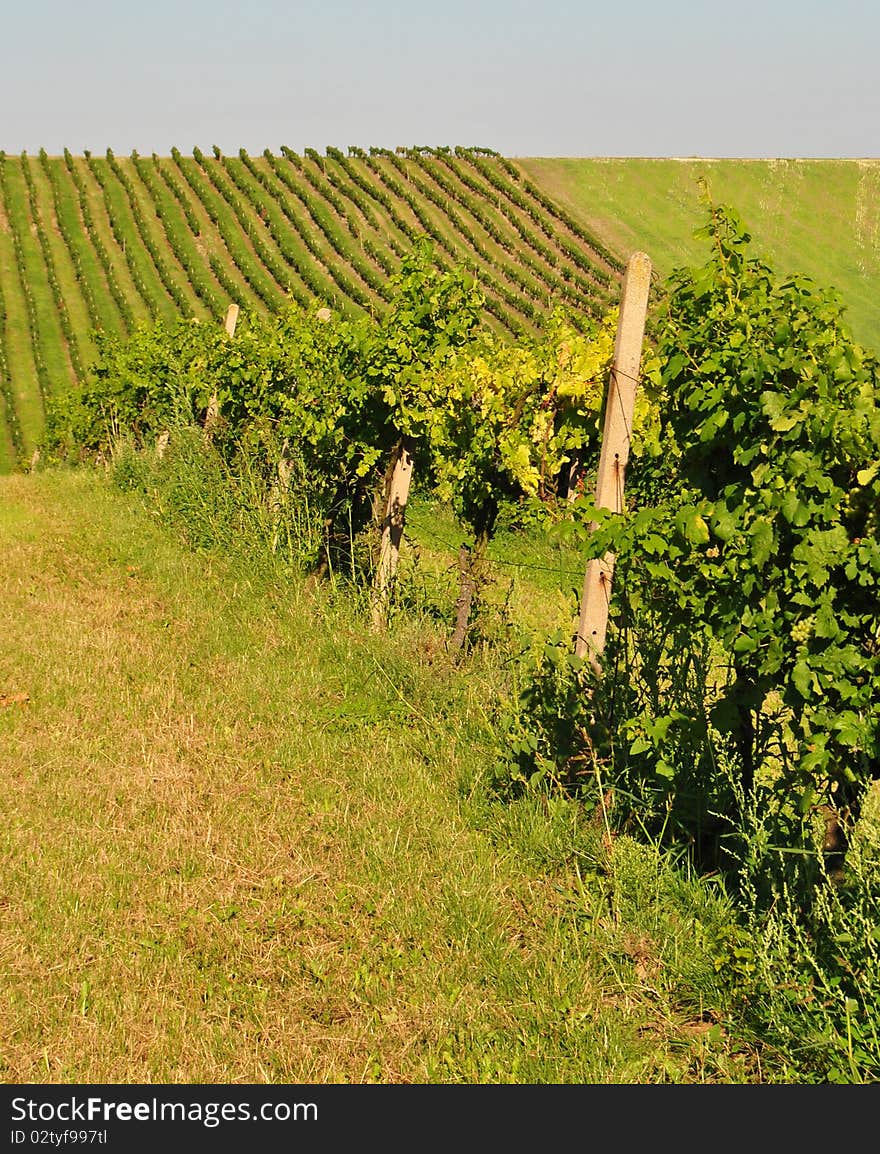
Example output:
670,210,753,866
45,239,624,615
510,201,880,869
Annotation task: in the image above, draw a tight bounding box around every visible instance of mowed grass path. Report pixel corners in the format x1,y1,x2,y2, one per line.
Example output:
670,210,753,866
0,470,745,1084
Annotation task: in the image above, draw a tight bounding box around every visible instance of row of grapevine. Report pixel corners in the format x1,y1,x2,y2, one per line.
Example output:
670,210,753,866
170,148,279,311
115,150,219,320
0,155,54,418
20,157,85,381
264,150,393,302
130,153,223,319
318,148,404,270
228,149,377,310
184,148,288,309
363,148,613,333
383,150,546,322
395,147,618,286
263,150,373,301
321,147,416,259
158,151,261,312
39,150,109,335
196,147,313,307
105,148,206,320
495,153,624,273
416,151,574,302
63,150,138,332
0,147,624,470
85,152,170,323
459,152,602,279
51,242,625,649
361,151,528,334
460,151,619,290
0,272,23,465
151,153,202,235
436,150,614,310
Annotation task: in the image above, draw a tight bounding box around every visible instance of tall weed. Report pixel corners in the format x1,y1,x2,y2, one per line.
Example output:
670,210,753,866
110,425,327,580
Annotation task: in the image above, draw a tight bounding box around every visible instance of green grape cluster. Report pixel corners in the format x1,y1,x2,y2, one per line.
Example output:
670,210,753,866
789,616,816,644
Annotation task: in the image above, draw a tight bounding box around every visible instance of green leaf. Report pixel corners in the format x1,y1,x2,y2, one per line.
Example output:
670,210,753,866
710,506,737,541
792,660,814,699
749,519,775,567
685,511,710,546
797,783,816,815
733,632,757,655
629,737,653,756
813,602,839,640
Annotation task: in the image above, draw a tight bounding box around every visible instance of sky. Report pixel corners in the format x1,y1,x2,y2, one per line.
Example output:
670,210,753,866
1,0,877,158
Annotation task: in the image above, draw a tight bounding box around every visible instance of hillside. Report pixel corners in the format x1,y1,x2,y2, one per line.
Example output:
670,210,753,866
0,147,622,470
1,149,878,473
521,157,880,351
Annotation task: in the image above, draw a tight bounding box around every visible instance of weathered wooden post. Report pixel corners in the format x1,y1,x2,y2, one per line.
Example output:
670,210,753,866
204,303,239,438
371,437,416,629
575,251,652,671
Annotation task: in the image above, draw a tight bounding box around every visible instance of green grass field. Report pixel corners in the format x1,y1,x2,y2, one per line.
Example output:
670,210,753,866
521,157,880,349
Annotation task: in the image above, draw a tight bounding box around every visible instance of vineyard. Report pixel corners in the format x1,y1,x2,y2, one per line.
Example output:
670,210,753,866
1,134,879,1081
0,146,625,471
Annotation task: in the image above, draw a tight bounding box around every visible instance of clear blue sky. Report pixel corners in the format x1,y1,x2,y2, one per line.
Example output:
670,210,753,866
2,0,877,157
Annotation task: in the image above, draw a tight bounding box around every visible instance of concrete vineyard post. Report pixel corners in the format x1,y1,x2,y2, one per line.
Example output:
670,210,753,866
223,302,240,337
204,303,239,438
270,446,293,554
575,251,652,670
371,437,416,629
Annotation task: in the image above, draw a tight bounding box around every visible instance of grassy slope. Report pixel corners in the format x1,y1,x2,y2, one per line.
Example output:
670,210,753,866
519,158,880,350
0,468,751,1084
